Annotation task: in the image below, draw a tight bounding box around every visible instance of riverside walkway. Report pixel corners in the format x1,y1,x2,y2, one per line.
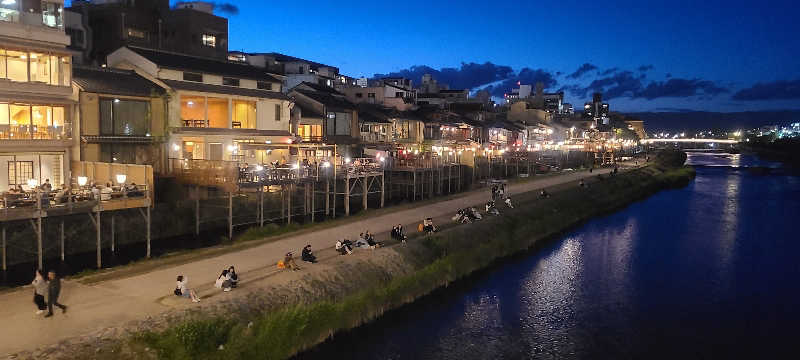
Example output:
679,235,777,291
0,168,613,356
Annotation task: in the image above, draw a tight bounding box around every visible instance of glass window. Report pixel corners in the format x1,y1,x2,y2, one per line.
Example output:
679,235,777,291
180,96,206,126
59,56,70,86
257,81,272,90
326,112,351,136
0,50,5,79
274,104,281,121
8,161,33,186
0,0,20,23
41,1,63,28
0,103,8,140
10,104,30,139
207,97,228,128
232,100,256,129
7,51,27,82
49,55,60,85
29,53,50,83
183,72,202,82
202,34,216,47
222,77,239,86
127,28,146,39
100,98,151,136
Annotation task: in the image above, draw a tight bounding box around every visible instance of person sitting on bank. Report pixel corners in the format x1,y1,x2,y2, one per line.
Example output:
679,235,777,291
100,183,113,201
423,218,437,234
126,183,144,197
301,245,318,263
579,179,586,188
175,275,201,303
540,189,551,198
283,252,300,271
392,224,408,243
486,200,500,216
336,239,353,255
214,269,233,292
365,230,381,249
227,266,239,288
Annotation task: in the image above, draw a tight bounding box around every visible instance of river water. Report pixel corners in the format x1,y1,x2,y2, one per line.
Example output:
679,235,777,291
296,153,800,359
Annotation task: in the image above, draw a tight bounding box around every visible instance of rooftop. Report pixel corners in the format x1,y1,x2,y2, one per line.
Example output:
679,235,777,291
128,47,281,82
73,66,165,97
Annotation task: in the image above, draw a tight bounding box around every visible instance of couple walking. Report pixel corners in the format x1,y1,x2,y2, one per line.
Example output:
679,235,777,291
32,270,68,318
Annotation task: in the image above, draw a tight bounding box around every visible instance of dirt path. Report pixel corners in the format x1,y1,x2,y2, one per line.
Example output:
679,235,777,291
0,168,612,357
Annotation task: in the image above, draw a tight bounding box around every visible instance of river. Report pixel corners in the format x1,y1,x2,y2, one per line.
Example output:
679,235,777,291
295,153,800,359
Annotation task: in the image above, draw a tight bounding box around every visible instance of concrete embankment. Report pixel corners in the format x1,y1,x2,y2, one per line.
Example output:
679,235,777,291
57,157,695,360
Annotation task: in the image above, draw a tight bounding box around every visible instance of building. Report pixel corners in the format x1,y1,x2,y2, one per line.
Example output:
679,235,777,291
106,46,292,167
230,51,355,92
342,80,416,110
583,92,609,125
72,66,168,172
66,0,229,65
288,82,360,150
1,0,75,192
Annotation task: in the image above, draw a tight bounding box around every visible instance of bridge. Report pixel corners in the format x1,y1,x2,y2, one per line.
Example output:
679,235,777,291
640,138,738,144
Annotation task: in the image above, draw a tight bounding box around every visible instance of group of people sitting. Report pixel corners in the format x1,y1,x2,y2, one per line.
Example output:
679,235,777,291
422,218,438,234
391,224,407,243
213,266,239,292
454,207,482,223
335,239,355,255
358,231,382,249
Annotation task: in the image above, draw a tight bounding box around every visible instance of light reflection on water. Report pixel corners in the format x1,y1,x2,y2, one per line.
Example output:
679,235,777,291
295,153,800,360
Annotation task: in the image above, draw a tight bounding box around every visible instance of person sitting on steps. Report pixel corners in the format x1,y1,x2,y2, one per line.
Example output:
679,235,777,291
301,245,317,263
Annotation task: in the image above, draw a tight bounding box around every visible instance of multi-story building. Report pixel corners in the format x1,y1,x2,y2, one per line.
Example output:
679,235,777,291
106,46,292,168
230,51,355,92
66,0,229,65
289,82,360,149
583,92,609,125
1,0,75,191
342,79,416,109
72,66,168,172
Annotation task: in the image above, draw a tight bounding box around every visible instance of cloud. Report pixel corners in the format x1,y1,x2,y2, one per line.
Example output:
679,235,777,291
638,65,654,72
600,68,619,76
372,62,514,91
566,63,598,79
175,1,239,14
484,68,558,97
566,71,728,100
732,80,800,100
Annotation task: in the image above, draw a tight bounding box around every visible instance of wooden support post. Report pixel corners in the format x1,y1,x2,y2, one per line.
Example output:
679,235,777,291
110,213,115,254
311,181,316,222
344,176,350,216
60,220,65,262
412,171,416,201
228,191,233,241
259,186,264,227
195,185,200,235
145,206,151,258
96,211,101,269
36,192,43,270
362,176,368,211
325,180,330,216
380,174,385,208
2,226,6,271
286,184,294,224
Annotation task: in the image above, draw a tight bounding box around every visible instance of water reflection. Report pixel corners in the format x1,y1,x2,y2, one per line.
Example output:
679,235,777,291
297,153,800,360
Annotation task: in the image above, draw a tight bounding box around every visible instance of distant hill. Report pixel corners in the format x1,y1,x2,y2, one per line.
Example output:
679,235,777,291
624,110,800,133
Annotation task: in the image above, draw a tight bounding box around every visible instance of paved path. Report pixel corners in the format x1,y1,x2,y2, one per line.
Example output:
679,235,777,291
0,168,611,356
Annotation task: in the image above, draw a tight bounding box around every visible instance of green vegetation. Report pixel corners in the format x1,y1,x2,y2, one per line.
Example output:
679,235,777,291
123,160,695,360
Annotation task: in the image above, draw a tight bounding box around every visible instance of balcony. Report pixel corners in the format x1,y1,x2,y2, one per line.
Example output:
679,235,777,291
0,124,69,140
0,7,69,46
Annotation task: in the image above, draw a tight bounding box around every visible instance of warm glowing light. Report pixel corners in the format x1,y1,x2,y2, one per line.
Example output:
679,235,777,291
345,157,351,163
116,174,127,184
172,144,180,151
27,179,38,188
77,176,88,187
255,165,264,171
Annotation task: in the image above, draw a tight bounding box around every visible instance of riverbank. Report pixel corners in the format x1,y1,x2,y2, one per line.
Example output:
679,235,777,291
52,155,693,360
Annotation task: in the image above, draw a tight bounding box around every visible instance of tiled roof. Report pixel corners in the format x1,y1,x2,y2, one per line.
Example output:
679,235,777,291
357,104,395,124
259,52,336,71
294,89,356,111
295,102,325,119
73,66,165,97
295,81,343,95
129,47,281,82
162,79,290,100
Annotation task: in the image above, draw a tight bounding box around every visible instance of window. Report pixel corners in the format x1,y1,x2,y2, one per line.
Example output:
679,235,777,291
297,124,322,141
41,1,63,29
183,72,202,82
7,161,33,186
207,97,228,128
66,28,84,46
208,143,223,160
367,93,375,98
6,50,27,82
202,34,216,47
0,103,66,140
395,92,404,98
180,96,206,127
126,28,146,39
222,77,239,86
257,81,273,90
29,53,50,83
298,66,304,74
232,101,256,129
355,93,363,98
326,112,351,136
274,104,281,121
100,144,139,164
99,98,151,136
0,0,20,23
227,54,246,62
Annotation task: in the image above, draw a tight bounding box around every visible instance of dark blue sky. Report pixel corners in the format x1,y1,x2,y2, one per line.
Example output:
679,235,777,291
157,1,800,111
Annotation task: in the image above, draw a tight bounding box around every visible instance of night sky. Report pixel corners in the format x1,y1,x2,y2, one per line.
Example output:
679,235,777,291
78,1,800,112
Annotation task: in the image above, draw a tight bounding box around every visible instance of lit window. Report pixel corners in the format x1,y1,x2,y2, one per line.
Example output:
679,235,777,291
202,34,216,47
127,28,146,39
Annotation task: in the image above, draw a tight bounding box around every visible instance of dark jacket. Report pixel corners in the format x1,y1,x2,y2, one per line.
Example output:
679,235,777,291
48,277,61,301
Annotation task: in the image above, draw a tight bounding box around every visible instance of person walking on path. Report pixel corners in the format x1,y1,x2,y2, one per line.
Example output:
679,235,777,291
31,270,48,315
45,270,67,318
